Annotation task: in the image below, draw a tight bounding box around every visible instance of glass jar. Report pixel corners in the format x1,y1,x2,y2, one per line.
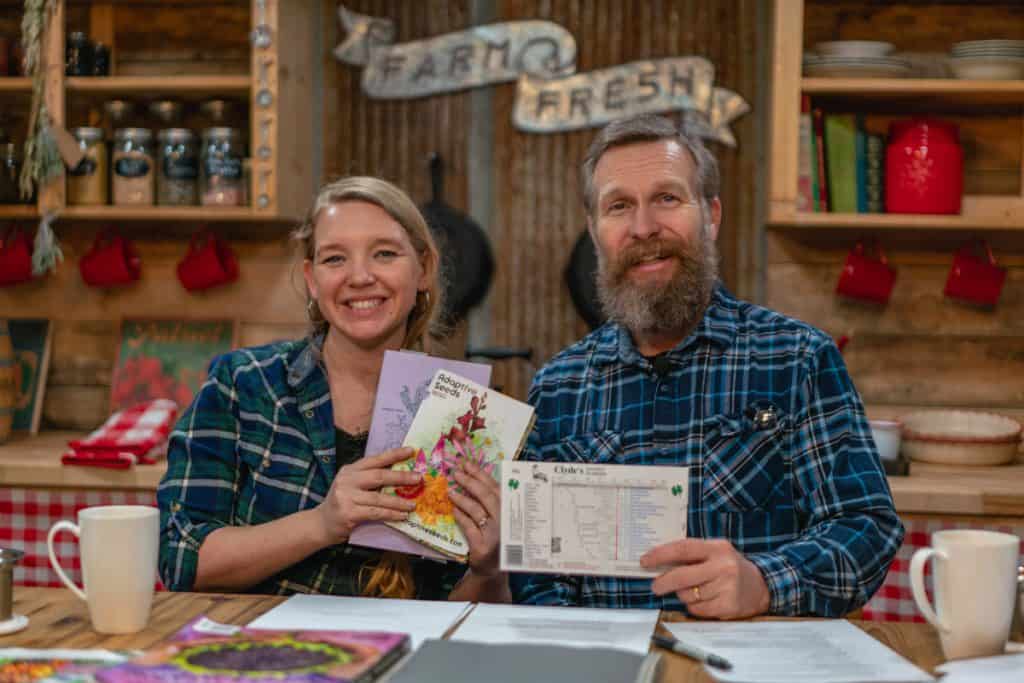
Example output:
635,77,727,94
112,128,155,205
65,31,94,77
67,127,108,205
199,99,235,124
92,42,110,76
0,143,23,204
150,100,184,127
200,127,244,206
157,128,198,206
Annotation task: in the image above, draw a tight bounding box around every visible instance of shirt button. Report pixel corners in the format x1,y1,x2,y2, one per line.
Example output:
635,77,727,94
659,385,668,392
305,410,314,418
321,454,331,463
171,501,181,512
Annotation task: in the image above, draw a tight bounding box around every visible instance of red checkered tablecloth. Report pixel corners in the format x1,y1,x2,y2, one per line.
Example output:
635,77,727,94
0,488,157,587
862,517,1024,622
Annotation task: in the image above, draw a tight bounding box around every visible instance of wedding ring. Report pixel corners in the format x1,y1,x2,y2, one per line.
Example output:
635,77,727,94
477,515,489,530
692,585,701,601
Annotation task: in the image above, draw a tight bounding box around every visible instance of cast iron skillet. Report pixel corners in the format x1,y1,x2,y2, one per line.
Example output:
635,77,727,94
421,153,494,327
565,229,606,330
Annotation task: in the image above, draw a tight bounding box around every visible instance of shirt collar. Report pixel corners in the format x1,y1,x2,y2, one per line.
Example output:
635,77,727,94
287,332,325,389
592,283,740,368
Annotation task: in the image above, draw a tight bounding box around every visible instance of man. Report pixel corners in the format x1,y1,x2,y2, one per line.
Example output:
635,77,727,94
511,114,903,618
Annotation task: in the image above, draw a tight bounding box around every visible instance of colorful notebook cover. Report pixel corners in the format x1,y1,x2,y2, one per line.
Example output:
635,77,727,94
382,369,535,561
348,351,491,559
94,618,409,683
0,649,128,683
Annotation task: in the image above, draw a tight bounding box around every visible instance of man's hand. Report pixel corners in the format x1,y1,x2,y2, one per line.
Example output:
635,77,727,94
640,538,771,619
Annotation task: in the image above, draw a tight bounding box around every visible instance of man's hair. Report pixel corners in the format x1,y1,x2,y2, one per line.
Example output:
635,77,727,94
580,114,720,218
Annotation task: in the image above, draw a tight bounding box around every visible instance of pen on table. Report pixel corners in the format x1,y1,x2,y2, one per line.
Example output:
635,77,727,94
651,633,733,671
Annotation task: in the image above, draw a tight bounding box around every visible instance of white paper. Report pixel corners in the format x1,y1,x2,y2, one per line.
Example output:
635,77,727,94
935,652,1024,683
501,461,688,577
450,603,659,655
666,620,934,683
247,594,473,649
0,649,127,662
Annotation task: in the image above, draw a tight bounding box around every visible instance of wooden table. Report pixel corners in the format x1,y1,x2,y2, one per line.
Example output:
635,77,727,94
1,588,946,682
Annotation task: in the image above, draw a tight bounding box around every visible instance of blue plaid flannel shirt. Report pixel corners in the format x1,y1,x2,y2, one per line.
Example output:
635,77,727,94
157,335,464,597
510,286,903,616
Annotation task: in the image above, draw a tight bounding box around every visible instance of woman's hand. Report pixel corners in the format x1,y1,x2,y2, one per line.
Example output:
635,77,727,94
315,447,421,546
449,460,502,577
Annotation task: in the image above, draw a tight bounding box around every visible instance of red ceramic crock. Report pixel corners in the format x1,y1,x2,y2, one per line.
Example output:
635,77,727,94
885,118,963,215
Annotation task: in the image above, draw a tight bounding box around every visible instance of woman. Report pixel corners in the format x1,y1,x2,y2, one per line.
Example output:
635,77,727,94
158,177,509,602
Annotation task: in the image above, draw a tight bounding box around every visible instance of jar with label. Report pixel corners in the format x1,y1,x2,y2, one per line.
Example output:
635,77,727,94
67,127,108,205
157,128,198,206
112,128,154,205
92,42,110,76
200,127,244,206
65,31,94,76
0,143,23,204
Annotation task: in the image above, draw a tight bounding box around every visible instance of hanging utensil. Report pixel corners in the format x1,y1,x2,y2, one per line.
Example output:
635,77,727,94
565,228,606,330
420,153,494,328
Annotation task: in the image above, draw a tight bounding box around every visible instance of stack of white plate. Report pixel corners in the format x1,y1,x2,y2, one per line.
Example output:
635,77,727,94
950,40,1024,79
804,41,911,78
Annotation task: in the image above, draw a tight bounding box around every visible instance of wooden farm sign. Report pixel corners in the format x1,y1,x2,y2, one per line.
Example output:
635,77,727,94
334,4,749,146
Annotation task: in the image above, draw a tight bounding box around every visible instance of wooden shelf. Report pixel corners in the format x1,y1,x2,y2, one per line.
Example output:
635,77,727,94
60,205,281,221
771,211,1024,231
0,205,39,219
66,75,251,95
0,430,164,491
802,78,1024,104
0,78,32,93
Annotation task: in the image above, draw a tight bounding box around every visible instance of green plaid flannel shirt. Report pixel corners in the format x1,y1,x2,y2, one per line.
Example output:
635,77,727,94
157,335,464,597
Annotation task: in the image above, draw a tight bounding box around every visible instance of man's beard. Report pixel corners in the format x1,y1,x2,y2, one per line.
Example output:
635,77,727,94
595,229,719,338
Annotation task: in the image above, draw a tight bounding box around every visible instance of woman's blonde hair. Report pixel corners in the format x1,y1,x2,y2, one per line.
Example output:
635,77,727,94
292,176,443,350
292,177,443,599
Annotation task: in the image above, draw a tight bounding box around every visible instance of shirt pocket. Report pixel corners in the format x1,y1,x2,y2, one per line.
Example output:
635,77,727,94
700,409,798,551
537,431,622,464
701,409,791,513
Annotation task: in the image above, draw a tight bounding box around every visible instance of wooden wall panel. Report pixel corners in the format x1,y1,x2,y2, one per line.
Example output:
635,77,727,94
803,1,1024,51
1,225,307,429
844,335,1024,408
66,1,250,76
487,0,766,398
321,1,472,201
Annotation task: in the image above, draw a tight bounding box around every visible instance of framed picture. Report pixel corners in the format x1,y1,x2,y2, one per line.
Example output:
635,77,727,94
8,319,53,435
111,319,237,413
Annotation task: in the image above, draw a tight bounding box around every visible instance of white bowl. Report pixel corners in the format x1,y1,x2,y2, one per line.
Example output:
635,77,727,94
902,410,1022,466
869,420,903,461
805,63,911,79
950,57,1024,80
953,40,1024,51
815,41,895,58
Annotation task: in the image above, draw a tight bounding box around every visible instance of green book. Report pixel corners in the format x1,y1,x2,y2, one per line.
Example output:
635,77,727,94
855,115,868,213
866,133,886,213
825,114,858,213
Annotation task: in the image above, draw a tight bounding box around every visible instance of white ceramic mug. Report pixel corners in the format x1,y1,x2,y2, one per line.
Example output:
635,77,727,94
910,529,1020,660
47,505,159,634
